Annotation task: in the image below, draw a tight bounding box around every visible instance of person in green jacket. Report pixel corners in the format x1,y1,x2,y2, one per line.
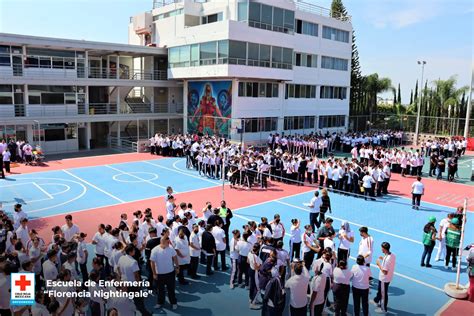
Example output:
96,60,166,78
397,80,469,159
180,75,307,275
445,217,461,270
421,216,439,268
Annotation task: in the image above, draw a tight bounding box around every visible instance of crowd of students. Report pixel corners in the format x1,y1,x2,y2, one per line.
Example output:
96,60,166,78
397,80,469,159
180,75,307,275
0,139,40,179
0,185,401,316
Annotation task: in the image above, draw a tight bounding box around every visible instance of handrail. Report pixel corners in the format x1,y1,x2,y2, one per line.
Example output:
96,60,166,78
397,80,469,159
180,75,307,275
296,1,352,23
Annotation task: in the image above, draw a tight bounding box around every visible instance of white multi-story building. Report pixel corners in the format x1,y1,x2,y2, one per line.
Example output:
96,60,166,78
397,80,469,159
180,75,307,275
130,0,352,143
0,0,352,154
0,33,183,153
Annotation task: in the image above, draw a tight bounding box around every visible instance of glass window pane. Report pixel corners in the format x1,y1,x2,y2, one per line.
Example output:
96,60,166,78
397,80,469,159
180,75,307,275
249,2,261,22
295,85,300,98
295,53,301,66
238,82,245,96
169,47,179,63
200,42,216,64
273,7,283,27
191,44,199,63
266,83,272,97
289,84,294,98
218,40,228,58
259,83,266,97
300,85,306,98
272,46,282,63
246,82,253,97
272,83,278,97
284,10,295,30
307,55,312,67
229,40,247,59
283,48,292,65
252,82,258,97
248,42,259,60
261,4,272,25
306,85,311,98
238,2,248,21
259,45,270,67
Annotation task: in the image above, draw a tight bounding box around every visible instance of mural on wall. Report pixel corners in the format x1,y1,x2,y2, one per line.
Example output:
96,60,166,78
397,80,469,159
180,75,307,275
187,81,232,136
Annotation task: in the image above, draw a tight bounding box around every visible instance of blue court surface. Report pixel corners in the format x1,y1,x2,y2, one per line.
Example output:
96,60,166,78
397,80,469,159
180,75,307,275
0,156,472,315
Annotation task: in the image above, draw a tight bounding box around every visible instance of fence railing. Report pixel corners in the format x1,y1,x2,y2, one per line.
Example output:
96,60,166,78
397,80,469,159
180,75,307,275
0,66,167,81
296,1,352,22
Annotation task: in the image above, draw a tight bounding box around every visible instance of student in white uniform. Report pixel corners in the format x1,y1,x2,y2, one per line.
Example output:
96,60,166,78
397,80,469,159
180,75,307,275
333,260,352,316
351,255,371,316
337,221,354,264
435,213,452,262
373,242,396,314
309,263,327,316
411,176,424,210
285,260,310,316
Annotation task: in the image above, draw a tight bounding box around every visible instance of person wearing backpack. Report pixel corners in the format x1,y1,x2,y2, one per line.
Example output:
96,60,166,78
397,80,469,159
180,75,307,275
421,216,439,268
262,266,286,316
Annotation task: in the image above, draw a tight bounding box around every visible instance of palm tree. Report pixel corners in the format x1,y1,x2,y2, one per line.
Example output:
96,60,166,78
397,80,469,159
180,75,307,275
365,73,392,113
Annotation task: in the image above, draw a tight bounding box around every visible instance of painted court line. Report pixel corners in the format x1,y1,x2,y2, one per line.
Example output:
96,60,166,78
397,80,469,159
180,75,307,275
32,182,54,200
275,200,434,248
232,210,444,293
144,160,221,185
62,169,125,204
105,165,169,191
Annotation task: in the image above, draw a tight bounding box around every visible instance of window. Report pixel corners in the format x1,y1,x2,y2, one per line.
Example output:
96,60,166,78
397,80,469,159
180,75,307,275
153,8,184,21
249,2,261,23
273,7,283,28
243,117,278,133
284,116,315,130
238,1,248,21
261,4,273,26
229,40,246,64
238,81,278,98
283,10,294,33
294,52,317,68
218,40,229,63
285,84,317,99
191,44,199,66
321,56,348,71
322,26,350,43
320,86,347,99
200,42,217,65
296,20,318,36
202,12,223,24
247,42,259,66
66,123,77,139
319,115,346,128
259,44,270,67
247,2,294,34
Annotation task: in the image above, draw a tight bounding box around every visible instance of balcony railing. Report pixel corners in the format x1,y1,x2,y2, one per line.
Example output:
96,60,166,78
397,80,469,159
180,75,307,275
296,1,352,23
1,103,183,118
0,65,167,81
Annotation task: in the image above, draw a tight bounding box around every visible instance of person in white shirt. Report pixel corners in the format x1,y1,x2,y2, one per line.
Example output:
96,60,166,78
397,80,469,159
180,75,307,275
42,249,59,284
270,214,285,243
309,263,328,316
247,243,263,309
166,195,178,220
302,225,320,270
174,229,191,285
338,221,354,264
12,204,27,230
62,252,80,281
229,229,240,289
333,260,352,316
92,224,107,265
351,255,371,316
358,226,374,266
189,224,201,280
31,292,49,316
285,261,310,315
435,213,452,262
212,220,227,271
61,214,80,242
411,176,424,210
373,242,396,314
289,219,302,261
362,171,376,201
150,235,179,309
15,218,30,248
235,232,252,287
307,191,322,231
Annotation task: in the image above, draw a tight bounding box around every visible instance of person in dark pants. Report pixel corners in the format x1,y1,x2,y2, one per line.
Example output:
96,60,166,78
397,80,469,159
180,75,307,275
201,224,216,275
411,176,424,210
351,255,371,316
0,159,4,179
219,201,233,251
144,227,161,287
318,189,332,228
333,260,351,316
2,148,10,174
150,236,179,309
421,217,438,267
188,224,201,279
307,191,322,231
373,242,396,314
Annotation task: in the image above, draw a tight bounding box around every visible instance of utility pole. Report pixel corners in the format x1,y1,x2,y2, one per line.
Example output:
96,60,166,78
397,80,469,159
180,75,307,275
463,68,473,138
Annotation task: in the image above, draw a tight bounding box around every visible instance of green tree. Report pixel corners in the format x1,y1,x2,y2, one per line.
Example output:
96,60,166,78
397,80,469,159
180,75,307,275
365,73,392,113
330,0,362,115
414,80,418,102
410,89,413,105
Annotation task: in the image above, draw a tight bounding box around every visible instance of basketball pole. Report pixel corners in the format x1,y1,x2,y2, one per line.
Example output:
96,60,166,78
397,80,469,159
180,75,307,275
221,152,225,201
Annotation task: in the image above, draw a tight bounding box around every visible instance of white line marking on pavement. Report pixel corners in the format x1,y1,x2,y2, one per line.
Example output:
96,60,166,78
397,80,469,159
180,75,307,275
105,165,169,191
62,169,125,204
32,182,54,200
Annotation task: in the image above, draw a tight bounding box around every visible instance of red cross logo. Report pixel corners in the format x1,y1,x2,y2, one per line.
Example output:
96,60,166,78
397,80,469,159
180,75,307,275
15,275,31,291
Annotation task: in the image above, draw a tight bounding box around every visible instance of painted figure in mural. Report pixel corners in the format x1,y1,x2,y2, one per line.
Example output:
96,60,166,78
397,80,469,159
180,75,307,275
190,83,223,134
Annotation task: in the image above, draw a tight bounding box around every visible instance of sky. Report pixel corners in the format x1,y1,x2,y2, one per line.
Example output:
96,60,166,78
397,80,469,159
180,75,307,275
0,0,472,104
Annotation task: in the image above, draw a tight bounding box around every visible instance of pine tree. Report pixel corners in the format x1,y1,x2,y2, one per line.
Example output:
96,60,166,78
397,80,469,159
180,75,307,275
397,83,401,104
410,90,413,105
330,0,362,115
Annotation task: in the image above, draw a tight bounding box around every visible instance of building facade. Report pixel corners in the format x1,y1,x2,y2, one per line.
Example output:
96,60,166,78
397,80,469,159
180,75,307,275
0,0,352,154
130,0,352,143
0,33,183,153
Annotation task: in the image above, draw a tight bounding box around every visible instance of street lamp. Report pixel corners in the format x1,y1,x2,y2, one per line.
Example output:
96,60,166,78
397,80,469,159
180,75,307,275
414,61,426,146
